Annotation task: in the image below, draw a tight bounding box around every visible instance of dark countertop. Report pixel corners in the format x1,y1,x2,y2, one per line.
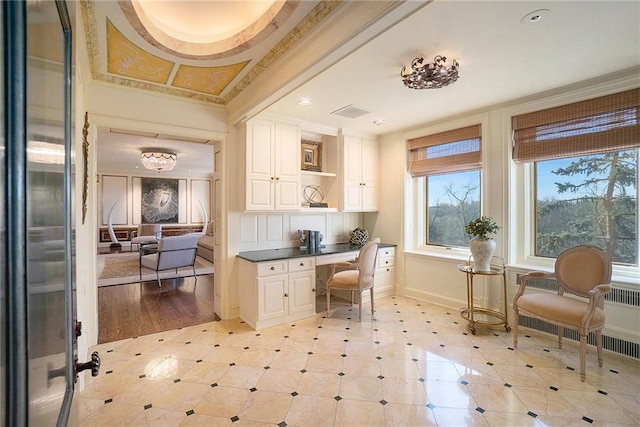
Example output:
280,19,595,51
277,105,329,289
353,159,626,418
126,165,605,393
237,242,396,263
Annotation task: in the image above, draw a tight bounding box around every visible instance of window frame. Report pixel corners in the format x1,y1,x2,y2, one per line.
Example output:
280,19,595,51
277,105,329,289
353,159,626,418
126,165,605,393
407,113,491,259
506,86,640,287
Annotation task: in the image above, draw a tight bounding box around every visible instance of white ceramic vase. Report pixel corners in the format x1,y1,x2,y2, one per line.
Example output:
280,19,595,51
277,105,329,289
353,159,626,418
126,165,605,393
469,238,496,272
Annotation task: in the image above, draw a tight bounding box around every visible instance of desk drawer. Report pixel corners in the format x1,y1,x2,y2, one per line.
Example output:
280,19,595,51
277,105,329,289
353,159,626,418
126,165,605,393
378,247,395,258
258,261,288,276
289,257,315,272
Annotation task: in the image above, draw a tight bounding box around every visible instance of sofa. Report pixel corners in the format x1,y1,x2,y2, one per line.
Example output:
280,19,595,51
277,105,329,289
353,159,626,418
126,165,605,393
197,221,214,262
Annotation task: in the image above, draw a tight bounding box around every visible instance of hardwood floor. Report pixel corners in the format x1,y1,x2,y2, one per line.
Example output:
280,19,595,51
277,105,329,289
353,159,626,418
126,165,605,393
97,274,218,344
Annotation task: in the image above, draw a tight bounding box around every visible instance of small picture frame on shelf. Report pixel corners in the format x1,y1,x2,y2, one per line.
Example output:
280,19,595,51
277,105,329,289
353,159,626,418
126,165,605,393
301,140,322,172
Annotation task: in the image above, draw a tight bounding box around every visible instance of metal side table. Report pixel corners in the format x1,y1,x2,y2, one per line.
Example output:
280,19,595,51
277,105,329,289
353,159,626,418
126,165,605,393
457,257,511,335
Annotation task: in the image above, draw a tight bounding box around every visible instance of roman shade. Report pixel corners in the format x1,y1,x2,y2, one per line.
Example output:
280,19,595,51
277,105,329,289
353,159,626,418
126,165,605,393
408,124,482,177
512,88,640,163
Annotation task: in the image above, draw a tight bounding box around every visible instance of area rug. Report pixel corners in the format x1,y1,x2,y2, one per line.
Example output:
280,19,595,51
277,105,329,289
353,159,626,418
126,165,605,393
97,253,213,287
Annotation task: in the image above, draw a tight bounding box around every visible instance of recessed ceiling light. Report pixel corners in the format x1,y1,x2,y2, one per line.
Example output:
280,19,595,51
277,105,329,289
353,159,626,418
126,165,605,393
298,98,313,107
521,9,550,25
373,119,387,126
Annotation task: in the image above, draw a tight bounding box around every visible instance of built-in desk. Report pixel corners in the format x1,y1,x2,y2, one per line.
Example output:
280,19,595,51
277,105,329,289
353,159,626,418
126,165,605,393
237,243,396,329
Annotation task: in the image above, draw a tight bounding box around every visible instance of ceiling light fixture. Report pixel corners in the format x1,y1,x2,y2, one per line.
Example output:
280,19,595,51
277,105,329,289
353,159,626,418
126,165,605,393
298,98,313,107
141,149,177,171
401,55,459,90
521,9,550,25
373,119,386,126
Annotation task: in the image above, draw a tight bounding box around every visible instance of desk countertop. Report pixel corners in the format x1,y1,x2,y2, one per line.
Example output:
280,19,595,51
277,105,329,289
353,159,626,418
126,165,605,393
237,242,396,263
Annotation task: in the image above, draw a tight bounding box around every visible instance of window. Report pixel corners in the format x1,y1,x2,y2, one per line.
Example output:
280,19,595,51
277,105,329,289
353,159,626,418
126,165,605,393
408,124,482,247
513,88,639,267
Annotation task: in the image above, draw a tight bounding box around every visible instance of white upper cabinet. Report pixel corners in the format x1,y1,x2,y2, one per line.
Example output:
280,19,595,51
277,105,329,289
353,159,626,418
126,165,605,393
245,119,301,211
342,135,379,212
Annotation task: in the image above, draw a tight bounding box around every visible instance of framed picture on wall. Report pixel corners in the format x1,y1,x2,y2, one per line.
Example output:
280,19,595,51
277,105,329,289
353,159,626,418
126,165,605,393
141,177,179,223
301,140,322,172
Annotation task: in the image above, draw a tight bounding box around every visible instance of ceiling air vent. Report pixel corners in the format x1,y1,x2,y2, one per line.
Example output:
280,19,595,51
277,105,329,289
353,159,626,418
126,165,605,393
330,105,370,119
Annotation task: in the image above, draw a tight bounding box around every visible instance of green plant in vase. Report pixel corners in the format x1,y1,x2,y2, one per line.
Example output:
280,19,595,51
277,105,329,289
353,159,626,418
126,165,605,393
465,216,499,271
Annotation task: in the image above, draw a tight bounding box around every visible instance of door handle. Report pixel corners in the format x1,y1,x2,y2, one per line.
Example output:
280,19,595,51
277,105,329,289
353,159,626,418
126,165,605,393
76,351,101,378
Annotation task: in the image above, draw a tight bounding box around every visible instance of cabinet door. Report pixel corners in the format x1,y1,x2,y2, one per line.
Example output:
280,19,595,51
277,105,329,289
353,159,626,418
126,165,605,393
246,120,275,210
343,135,364,211
258,274,288,320
360,138,378,211
274,123,301,210
288,270,315,314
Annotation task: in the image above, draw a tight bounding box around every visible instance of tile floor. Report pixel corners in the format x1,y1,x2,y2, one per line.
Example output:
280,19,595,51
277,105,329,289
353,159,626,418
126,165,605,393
77,296,640,426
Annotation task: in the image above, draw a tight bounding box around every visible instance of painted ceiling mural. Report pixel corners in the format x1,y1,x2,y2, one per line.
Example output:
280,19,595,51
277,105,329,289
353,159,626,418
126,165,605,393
81,0,336,104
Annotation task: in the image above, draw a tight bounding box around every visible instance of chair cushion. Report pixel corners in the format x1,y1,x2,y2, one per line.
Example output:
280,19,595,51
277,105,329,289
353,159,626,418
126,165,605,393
328,270,374,290
516,294,606,328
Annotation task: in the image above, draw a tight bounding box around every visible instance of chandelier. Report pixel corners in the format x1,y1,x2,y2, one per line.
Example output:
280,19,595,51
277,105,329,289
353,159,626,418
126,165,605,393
140,150,177,171
401,55,459,89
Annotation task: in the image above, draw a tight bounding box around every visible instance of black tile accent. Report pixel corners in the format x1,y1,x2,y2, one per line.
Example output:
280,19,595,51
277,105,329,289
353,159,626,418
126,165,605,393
291,392,298,397
379,400,388,405
231,415,239,422
334,396,342,401
426,321,431,323
475,407,485,414
135,353,142,356
527,411,537,418
284,336,289,338
566,366,575,371
525,335,531,338
376,356,382,360
250,387,257,392
375,341,380,344
486,362,494,366
377,375,384,380
107,349,114,353
550,386,559,391
439,344,446,348
229,362,236,366
264,366,271,370
582,416,594,423
106,370,113,375
104,398,113,404
526,364,534,368
343,339,349,342
463,333,468,336
543,349,550,352
275,349,281,352
307,351,314,355
473,346,479,349
419,378,425,383
313,338,318,341
144,404,152,410
345,327,350,330
228,332,234,335
186,409,194,416
186,341,191,344
453,321,459,324
214,344,220,347
338,372,345,376
211,383,218,387
341,354,347,358
432,331,438,334
202,329,207,332
507,347,514,351
610,369,619,374
139,374,145,379
406,342,412,345
504,383,512,388
196,359,203,363
460,380,468,385
278,422,287,427
244,347,249,350
300,369,307,374
597,390,608,395
412,358,418,362
174,379,181,383
426,403,435,409
158,339,164,342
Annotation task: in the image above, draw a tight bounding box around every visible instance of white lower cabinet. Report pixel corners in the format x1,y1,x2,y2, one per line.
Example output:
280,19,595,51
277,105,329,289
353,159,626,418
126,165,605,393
375,246,395,296
240,257,316,329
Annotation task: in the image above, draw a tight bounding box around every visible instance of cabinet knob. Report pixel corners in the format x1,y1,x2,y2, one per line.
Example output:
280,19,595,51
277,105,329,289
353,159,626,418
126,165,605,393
270,266,275,270
275,176,280,181
299,262,304,266
386,268,390,272
284,293,288,297
311,288,316,292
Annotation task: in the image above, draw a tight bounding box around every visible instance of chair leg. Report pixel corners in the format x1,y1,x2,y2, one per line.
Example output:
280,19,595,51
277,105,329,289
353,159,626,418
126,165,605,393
370,288,374,315
156,271,161,287
326,288,331,317
358,291,362,322
596,330,603,367
512,312,519,348
192,265,197,287
558,326,564,349
579,334,587,382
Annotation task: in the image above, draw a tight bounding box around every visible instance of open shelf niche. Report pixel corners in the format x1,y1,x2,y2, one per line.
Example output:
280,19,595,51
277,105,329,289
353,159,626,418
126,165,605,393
300,130,338,211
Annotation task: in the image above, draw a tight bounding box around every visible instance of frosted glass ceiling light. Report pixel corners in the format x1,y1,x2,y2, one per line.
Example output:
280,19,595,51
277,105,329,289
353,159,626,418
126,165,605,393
141,150,177,171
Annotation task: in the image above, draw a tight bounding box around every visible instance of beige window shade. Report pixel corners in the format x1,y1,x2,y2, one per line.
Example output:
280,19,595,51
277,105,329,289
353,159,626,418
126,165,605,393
512,88,640,163
408,124,481,177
